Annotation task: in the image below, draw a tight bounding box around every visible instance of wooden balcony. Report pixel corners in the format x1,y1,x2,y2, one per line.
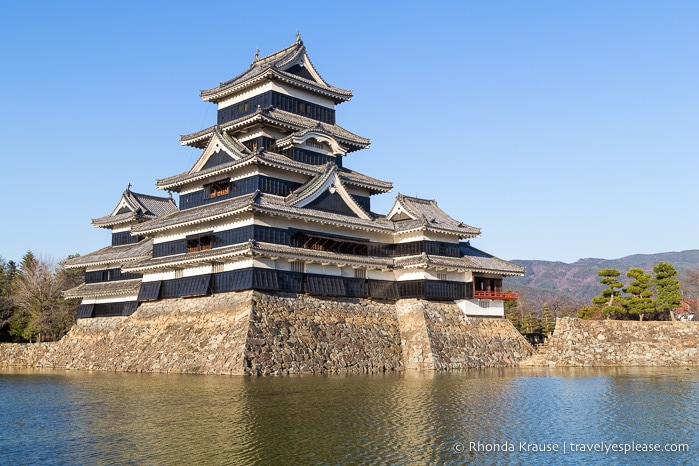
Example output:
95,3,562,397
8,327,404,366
474,290,519,301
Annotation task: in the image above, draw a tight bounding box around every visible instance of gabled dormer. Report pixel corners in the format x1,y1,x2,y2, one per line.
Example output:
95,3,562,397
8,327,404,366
387,194,481,238
200,33,353,106
189,127,252,173
286,165,372,220
91,185,178,246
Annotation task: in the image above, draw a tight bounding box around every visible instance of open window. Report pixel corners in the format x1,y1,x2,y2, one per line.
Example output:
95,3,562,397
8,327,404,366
187,232,213,253
208,180,230,199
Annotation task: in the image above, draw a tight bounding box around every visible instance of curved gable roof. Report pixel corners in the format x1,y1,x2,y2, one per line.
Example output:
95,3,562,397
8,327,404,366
200,36,352,104
92,186,178,229
285,164,372,220
387,194,481,238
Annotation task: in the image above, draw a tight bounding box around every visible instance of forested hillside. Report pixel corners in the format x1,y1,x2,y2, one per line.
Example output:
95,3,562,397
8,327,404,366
504,250,699,307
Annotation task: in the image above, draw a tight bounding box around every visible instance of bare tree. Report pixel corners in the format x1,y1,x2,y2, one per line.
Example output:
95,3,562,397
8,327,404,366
681,269,699,298
10,252,78,342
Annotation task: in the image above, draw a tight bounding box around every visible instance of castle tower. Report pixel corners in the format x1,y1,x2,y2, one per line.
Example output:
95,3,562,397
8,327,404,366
66,36,523,318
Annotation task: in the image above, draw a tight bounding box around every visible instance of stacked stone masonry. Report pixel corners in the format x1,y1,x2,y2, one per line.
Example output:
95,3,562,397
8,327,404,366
0,291,534,375
528,317,699,366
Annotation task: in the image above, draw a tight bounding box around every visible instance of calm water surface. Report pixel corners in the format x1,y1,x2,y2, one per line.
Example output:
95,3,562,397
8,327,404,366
1,367,697,465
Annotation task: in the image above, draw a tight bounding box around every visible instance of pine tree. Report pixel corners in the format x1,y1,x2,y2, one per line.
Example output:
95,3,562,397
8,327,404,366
624,267,654,321
505,311,522,332
522,311,541,335
540,304,555,334
592,268,625,319
653,262,682,320
0,258,16,335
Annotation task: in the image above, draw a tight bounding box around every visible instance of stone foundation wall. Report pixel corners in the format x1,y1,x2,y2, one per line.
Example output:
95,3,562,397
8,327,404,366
537,317,699,366
396,300,534,369
0,291,253,374
0,291,534,375
421,301,535,368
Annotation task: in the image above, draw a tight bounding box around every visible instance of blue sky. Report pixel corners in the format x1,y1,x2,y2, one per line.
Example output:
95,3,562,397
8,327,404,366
1,1,697,264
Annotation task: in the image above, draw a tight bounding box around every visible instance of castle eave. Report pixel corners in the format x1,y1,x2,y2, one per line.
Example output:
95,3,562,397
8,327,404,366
62,279,142,300
201,68,352,104
62,241,154,269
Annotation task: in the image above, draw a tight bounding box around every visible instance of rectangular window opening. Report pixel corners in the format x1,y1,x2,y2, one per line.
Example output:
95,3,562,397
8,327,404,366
209,180,230,199
354,268,367,279
188,235,213,253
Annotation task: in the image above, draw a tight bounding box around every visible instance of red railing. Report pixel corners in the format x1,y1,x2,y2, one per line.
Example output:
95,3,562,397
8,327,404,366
474,290,519,301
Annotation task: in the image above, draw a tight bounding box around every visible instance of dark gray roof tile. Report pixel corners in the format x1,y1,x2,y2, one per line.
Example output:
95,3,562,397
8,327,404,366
62,240,153,269
200,38,352,103
63,279,142,299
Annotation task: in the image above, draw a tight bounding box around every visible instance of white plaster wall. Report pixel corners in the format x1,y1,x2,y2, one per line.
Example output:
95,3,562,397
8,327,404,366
268,82,336,107
222,259,255,271
183,266,212,278
306,264,343,276
396,270,427,281
152,215,255,244
456,299,505,317
218,82,271,109
82,294,139,305
142,272,164,283
367,270,394,281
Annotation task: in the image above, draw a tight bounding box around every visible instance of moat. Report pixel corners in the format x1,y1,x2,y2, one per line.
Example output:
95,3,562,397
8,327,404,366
1,367,696,465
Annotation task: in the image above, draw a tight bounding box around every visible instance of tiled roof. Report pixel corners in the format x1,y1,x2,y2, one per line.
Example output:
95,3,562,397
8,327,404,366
122,237,521,276
157,154,260,190
460,243,525,276
123,243,252,272
255,193,394,232
123,240,394,273
337,166,392,193
92,187,178,229
62,240,154,269
132,189,484,238
183,127,252,179
285,163,337,206
131,192,259,235
92,212,138,229
394,249,523,276
180,107,369,151
200,37,352,104
252,241,393,269
63,279,142,300
132,190,396,236
157,149,391,194
390,194,481,238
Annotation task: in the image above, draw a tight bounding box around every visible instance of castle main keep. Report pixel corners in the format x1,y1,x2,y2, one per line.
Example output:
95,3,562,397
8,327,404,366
54,36,532,374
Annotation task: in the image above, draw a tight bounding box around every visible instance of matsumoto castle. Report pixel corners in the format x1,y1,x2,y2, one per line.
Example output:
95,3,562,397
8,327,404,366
64,36,524,319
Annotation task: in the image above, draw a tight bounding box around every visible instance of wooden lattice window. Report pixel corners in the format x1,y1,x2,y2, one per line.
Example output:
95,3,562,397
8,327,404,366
290,261,305,273
188,235,212,253
209,180,230,199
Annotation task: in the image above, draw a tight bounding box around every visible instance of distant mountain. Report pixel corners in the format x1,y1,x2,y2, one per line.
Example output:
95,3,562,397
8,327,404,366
504,250,699,307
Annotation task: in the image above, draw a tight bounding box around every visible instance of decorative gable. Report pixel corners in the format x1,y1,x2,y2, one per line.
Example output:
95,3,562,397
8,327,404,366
386,195,417,221
189,129,251,174
286,165,371,220
276,129,348,157
276,40,329,88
